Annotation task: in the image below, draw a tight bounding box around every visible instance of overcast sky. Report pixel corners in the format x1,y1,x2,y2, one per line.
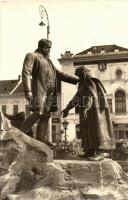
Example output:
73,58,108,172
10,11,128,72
0,0,128,80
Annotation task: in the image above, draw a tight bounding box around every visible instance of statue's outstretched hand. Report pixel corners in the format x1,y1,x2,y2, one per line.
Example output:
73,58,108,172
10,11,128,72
61,108,69,118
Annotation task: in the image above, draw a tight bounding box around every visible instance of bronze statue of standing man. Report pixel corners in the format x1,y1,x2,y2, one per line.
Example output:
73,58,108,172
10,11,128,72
22,39,79,146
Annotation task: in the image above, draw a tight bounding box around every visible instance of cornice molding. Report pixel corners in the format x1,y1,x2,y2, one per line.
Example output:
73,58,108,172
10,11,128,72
58,51,128,65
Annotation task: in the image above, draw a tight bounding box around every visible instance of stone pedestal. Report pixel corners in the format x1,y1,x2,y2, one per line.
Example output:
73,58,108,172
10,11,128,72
2,156,128,199
0,127,128,199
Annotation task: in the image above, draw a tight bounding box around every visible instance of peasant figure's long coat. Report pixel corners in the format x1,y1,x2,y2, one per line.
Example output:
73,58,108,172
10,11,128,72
22,52,78,114
66,77,115,152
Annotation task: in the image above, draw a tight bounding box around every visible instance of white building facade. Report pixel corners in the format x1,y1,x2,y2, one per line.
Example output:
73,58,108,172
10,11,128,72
58,45,128,141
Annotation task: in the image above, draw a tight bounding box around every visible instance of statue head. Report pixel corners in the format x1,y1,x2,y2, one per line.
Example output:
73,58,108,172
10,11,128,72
38,39,52,48
75,65,91,80
37,39,52,57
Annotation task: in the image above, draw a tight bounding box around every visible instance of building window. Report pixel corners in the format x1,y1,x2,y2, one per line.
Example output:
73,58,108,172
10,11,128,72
114,130,119,140
113,124,128,140
115,90,126,113
75,124,80,139
114,48,119,52
13,105,18,114
25,104,30,117
118,130,125,140
2,105,6,113
116,69,122,79
126,131,128,139
107,99,112,113
98,63,107,71
52,125,56,143
87,50,92,54
100,48,105,53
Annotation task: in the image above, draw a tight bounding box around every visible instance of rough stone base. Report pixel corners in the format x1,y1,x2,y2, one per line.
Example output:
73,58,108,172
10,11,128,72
7,159,128,200
0,125,128,200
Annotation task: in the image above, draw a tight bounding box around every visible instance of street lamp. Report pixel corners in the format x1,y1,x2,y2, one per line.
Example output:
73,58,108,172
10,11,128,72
39,5,50,40
62,120,69,154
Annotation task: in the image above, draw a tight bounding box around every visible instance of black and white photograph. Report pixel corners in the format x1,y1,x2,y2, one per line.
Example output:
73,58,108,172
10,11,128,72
0,0,128,199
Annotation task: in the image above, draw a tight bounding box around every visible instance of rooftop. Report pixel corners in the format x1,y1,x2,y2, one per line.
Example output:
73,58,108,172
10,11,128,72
76,44,128,55
0,75,24,95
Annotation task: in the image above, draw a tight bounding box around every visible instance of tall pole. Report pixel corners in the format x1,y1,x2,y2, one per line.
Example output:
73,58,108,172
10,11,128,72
38,4,51,144
64,129,67,149
62,120,69,157
39,5,50,40
64,129,67,157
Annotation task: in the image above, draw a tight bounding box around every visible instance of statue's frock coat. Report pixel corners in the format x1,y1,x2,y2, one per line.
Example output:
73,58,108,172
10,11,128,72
22,52,78,114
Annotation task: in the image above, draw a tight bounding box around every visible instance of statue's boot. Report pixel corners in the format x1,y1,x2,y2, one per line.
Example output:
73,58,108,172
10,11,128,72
3,112,25,121
3,112,25,130
99,140,116,151
79,149,95,158
88,152,110,161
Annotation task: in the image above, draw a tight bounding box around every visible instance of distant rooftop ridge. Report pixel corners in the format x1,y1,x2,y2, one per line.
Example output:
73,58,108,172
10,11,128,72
0,75,23,95
76,44,128,55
